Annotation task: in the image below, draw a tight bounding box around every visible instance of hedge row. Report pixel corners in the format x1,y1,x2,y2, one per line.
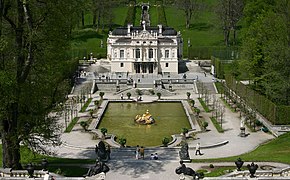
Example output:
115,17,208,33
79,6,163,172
124,3,136,26
188,46,239,60
157,5,167,26
225,75,290,125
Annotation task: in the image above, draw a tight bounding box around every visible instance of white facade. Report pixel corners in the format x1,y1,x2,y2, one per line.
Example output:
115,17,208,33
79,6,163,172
107,24,183,74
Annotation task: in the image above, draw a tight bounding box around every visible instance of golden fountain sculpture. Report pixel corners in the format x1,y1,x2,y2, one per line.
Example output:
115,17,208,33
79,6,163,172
135,109,155,125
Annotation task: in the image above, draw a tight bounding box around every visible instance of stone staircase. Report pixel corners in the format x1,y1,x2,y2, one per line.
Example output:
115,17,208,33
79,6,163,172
110,147,180,161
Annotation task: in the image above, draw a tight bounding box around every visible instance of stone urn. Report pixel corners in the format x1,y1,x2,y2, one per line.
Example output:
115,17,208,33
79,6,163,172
235,158,244,171
247,162,258,178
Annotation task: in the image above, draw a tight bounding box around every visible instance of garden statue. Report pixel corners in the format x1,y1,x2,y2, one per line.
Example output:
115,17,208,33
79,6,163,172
175,160,196,179
135,109,155,125
95,141,110,162
86,158,110,177
179,142,190,161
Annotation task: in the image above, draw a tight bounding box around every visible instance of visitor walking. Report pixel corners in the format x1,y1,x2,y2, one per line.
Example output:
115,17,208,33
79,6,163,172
195,142,202,155
136,145,140,159
121,93,123,100
140,146,145,159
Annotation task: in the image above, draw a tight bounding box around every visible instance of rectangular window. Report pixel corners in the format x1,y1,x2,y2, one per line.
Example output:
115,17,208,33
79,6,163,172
136,49,140,58
149,49,153,58
120,63,124,67
165,63,169,67
120,50,124,58
165,50,169,58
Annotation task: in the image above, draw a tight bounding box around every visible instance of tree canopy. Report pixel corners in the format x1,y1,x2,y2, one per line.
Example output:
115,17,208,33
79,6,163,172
240,0,290,105
0,0,79,168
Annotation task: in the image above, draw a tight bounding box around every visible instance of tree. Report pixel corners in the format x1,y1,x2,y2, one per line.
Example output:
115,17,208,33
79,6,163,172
157,92,161,99
240,1,290,105
126,92,131,99
0,0,79,168
186,92,191,99
100,127,107,136
175,0,201,29
80,121,89,131
99,92,105,99
215,0,244,46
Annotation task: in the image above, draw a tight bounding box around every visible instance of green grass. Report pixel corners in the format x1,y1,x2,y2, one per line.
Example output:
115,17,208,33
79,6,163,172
221,98,236,112
214,82,224,94
203,166,236,177
80,98,92,113
48,166,88,177
165,5,224,58
135,6,142,26
113,7,129,26
150,6,158,26
192,132,290,164
210,117,224,133
198,98,211,112
64,117,80,133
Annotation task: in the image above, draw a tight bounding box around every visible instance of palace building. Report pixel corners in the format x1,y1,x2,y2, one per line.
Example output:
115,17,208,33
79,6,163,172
107,22,183,74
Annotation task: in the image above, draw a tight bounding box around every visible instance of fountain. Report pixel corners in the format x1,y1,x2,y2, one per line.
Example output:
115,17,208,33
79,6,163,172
135,109,155,125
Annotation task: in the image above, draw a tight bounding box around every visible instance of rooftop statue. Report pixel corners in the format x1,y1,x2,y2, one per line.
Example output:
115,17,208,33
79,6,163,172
135,109,155,125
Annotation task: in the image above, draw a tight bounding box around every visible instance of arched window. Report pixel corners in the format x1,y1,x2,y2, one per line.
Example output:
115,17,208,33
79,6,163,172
149,48,153,58
136,48,140,58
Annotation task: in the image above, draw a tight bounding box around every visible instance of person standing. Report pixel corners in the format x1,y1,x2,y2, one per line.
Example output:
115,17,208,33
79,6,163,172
135,145,140,159
140,146,145,159
195,142,202,155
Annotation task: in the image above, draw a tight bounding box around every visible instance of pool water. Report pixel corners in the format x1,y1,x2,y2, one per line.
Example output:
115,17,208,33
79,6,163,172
98,102,191,147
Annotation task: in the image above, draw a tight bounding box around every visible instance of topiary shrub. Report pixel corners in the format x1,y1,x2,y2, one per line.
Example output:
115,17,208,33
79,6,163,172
80,121,89,131
162,137,170,147
202,121,208,130
118,137,127,147
100,127,108,136
181,127,189,136
186,92,191,99
157,92,161,99
99,92,105,99
126,92,131,99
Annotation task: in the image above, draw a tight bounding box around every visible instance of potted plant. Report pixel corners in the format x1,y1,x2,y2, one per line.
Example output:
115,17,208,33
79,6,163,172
186,92,191,99
99,92,105,99
126,92,131,99
118,137,127,147
89,109,94,118
80,121,89,131
157,92,161,99
190,99,195,107
94,100,99,109
202,121,208,131
162,137,170,147
195,108,201,117
100,127,108,136
181,127,189,136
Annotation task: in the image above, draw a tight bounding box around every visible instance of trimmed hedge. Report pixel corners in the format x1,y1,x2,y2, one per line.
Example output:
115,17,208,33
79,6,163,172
225,75,290,125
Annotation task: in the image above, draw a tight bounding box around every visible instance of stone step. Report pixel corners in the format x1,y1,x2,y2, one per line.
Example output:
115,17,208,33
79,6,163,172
110,148,180,161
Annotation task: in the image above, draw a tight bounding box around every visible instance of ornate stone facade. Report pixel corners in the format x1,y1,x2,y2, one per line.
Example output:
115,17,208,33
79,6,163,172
107,23,183,74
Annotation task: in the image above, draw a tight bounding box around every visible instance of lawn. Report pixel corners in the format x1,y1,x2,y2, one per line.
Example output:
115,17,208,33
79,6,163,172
192,132,290,164
149,6,158,26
